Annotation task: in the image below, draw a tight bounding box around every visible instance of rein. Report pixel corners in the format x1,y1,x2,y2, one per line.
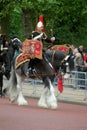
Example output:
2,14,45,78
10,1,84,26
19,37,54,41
44,53,56,76
51,50,70,77
51,50,55,66
51,50,62,76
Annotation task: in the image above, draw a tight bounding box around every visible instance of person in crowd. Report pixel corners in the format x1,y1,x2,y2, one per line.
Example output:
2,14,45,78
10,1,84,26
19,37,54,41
73,48,84,71
83,51,87,71
0,34,4,96
78,45,84,54
1,34,22,96
69,44,76,54
78,45,86,71
73,47,85,87
0,33,8,96
5,35,22,77
78,45,87,68
69,44,76,59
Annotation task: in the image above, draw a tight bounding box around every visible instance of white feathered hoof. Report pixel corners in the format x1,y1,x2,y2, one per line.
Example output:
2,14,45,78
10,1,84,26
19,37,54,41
17,98,28,106
38,100,48,109
9,96,17,103
49,102,58,109
47,95,58,109
17,94,28,106
18,100,28,106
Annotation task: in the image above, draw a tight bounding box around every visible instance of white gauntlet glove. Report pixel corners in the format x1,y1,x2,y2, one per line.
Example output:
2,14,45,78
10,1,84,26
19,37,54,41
50,37,55,42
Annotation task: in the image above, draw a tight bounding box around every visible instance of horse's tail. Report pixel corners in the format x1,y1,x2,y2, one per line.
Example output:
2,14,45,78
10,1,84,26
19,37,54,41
3,67,18,99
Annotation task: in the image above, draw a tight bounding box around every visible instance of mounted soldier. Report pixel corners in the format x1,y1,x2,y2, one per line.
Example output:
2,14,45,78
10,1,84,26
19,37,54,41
21,15,55,76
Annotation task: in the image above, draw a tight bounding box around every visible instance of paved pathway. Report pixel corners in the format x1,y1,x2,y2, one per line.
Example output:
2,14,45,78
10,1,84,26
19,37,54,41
0,98,87,130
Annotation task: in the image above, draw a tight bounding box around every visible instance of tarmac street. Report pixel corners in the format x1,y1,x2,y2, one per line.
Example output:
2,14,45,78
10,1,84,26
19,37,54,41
0,98,87,130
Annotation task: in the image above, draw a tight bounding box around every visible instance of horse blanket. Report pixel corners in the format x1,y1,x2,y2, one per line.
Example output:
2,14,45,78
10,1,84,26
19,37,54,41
50,45,69,54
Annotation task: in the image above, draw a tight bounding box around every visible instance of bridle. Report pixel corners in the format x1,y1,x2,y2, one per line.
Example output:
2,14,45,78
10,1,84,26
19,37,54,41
51,50,71,76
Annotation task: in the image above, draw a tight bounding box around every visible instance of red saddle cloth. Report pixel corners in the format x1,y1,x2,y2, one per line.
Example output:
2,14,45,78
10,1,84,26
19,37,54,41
15,53,30,69
50,45,69,54
22,39,43,59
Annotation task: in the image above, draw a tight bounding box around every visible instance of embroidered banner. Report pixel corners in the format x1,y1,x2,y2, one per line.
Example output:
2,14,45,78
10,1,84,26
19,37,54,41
22,39,43,59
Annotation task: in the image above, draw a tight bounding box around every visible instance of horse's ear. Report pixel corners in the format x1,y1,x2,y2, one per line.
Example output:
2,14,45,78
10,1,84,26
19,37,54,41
64,55,70,61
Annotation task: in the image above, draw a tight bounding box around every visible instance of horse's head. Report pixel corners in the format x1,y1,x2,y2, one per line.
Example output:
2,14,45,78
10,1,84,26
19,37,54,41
11,37,22,51
45,50,75,79
61,54,75,79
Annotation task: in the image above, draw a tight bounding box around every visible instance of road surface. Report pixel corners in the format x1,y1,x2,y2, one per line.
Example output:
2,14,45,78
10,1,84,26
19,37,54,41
0,97,87,130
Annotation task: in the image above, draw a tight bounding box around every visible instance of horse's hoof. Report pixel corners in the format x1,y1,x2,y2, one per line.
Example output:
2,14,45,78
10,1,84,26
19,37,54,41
47,103,58,109
46,97,58,109
17,100,28,106
38,102,48,109
9,98,16,103
50,104,58,109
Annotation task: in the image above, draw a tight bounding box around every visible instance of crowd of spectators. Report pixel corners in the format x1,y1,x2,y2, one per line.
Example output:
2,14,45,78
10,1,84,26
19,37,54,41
68,44,87,88
69,44,87,72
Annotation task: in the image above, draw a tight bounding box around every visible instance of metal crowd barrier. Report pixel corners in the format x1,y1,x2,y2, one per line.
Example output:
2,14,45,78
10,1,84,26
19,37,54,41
63,71,87,89
3,71,87,102
22,71,87,102
63,71,87,101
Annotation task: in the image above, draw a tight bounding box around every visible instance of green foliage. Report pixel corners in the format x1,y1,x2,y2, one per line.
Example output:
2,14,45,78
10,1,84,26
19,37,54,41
53,0,87,46
0,0,87,45
0,1,24,40
8,5,24,40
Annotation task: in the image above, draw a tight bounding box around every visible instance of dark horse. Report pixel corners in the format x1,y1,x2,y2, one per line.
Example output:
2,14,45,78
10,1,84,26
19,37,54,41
4,40,74,109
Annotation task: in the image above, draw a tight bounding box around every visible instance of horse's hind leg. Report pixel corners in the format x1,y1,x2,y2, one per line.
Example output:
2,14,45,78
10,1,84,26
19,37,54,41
38,87,49,108
16,74,28,106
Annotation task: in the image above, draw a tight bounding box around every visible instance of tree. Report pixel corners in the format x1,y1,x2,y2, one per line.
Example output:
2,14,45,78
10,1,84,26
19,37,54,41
0,1,24,40
0,0,87,46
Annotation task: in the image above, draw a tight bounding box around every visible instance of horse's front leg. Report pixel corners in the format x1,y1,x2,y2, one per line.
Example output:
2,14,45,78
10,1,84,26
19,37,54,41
46,78,58,109
38,77,58,109
16,74,28,106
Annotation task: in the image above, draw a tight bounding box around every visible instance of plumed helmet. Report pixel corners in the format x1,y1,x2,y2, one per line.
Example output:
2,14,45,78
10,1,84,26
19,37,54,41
36,15,44,32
